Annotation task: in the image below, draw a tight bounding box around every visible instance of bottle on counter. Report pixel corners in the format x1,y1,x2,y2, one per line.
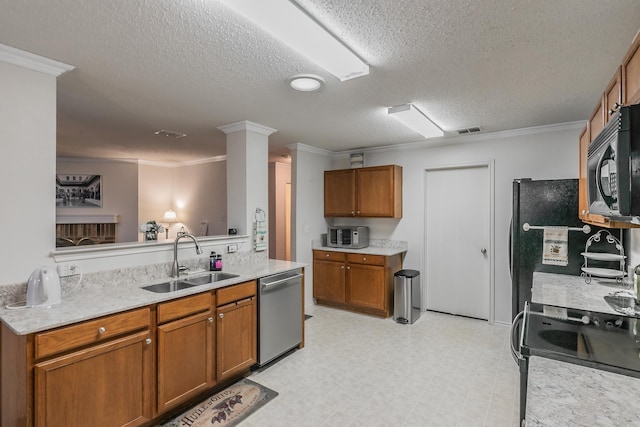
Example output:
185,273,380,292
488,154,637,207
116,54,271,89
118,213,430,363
209,252,217,271
214,254,223,271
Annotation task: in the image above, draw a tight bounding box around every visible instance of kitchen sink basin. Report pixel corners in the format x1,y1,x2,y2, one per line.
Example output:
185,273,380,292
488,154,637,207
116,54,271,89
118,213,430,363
141,273,239,293
142,281,197,293
180,272,239,286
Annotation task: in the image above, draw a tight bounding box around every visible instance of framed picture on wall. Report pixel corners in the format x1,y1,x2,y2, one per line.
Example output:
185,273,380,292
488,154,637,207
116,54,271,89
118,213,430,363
56,174,102,207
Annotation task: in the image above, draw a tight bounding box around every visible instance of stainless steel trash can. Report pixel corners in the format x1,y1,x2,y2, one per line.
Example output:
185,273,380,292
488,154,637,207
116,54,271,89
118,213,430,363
393,269,420,324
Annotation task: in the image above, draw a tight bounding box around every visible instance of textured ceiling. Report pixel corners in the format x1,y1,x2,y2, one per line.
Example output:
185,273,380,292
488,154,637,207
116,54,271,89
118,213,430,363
1,0,640,163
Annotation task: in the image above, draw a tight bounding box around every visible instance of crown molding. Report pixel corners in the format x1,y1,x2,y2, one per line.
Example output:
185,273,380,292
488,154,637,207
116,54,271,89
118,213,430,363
333,120,587,157
217,120,277,136
286,143,333,157
0,43,75,78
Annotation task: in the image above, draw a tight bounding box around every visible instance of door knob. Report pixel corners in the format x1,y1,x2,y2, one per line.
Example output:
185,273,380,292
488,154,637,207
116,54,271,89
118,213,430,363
481,248,487,255
219,313,224,319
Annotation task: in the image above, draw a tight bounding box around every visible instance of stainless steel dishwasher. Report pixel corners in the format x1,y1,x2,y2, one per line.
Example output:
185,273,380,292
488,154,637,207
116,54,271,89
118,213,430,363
257,268,304,367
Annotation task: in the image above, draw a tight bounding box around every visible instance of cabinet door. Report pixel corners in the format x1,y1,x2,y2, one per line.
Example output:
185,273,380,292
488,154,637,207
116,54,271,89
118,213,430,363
34,331,153,427
356,165,402,218
324,169,356,217
605,67,622,124
623,33,640,105
157,310,215,413
346,263,386,312
588,97,605,142
313,259,346,303
216,298,257,381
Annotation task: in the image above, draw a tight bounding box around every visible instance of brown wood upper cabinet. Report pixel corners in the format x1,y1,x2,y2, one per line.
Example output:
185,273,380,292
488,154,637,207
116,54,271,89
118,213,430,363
623,32,640,105
324,165,402,218
577,29,640,229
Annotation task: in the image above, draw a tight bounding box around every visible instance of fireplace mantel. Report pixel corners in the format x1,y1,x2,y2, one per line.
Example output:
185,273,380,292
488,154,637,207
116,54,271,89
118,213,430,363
56,214,120,224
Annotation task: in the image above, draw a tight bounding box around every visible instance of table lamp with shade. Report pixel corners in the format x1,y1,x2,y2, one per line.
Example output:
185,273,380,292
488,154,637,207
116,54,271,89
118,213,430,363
162,210,178,238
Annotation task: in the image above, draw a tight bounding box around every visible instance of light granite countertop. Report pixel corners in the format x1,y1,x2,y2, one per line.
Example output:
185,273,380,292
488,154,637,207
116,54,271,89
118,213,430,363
311,239,407,257
527,273,640,426
526,356,640,426
0,259,306,336
532,271,631,315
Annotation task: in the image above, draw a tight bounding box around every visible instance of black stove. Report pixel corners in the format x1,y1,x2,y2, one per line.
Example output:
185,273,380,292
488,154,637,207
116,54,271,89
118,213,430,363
512,301,640,424
521,302,640,377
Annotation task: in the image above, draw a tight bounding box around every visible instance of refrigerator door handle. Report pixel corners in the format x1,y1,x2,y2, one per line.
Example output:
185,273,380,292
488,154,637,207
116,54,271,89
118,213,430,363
508,217,513,280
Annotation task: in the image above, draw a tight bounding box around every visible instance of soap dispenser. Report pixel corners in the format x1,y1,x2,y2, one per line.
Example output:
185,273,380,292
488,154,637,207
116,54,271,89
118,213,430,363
209,252,217,271
214,254,222,271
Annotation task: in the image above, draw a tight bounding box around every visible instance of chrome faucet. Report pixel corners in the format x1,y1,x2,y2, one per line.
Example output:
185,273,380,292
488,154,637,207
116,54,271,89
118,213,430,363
171,233,203,278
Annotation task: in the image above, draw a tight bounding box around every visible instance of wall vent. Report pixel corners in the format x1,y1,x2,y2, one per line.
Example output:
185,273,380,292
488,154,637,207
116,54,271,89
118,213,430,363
456,127,481,134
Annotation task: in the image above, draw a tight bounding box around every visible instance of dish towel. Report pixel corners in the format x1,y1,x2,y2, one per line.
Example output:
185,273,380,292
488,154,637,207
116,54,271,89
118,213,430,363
254,220,267,252
542,226,569,266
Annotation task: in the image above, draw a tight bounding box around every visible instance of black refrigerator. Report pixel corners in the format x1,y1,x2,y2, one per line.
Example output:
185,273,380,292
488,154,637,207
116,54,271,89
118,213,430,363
510,178,604,320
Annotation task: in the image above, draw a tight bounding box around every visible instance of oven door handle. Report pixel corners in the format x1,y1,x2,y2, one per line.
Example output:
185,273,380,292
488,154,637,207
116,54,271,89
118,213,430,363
510,309,525,364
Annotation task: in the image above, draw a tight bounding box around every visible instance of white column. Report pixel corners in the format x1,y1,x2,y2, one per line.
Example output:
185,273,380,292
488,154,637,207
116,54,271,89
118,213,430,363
218,121,276,244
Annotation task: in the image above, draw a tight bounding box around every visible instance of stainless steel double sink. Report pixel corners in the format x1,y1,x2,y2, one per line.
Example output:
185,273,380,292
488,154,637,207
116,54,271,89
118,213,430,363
142,272,239,293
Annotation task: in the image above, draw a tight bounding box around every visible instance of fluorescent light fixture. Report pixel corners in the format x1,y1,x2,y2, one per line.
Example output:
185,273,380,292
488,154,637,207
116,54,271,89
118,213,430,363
287,74,324,91
387,104,444,139
219,0,369,81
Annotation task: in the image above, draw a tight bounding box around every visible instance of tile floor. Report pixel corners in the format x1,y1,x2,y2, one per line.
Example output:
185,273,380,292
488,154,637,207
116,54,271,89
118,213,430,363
242,305,520,427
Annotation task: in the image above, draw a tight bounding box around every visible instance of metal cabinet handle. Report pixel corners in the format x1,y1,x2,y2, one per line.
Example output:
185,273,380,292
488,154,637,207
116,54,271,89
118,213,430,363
347,266,350,270
608,102,622,115
219,313,224,319
98,327,106,334
341,265,345,269
481,248,487,255
362,257,366,261
208,317,214,323
145,338,152,345
326,253,330,257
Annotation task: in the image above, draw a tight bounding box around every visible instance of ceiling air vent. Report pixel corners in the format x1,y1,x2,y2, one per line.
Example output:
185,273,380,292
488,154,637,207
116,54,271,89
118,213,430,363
456,127,481,135
154,129,187,139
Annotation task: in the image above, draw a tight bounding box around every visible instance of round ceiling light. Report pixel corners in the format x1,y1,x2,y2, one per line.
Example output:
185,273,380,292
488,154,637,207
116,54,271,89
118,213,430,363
287,74,324,92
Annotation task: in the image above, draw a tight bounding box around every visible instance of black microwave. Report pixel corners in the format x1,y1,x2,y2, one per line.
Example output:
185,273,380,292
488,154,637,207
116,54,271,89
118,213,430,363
587,104,640,219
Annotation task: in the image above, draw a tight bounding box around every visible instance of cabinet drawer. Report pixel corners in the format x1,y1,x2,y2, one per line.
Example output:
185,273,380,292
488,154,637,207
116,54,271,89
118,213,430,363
217,281,256,306
157,292,213,324
313,250,346,262
35,307,150,359
347,253,385,266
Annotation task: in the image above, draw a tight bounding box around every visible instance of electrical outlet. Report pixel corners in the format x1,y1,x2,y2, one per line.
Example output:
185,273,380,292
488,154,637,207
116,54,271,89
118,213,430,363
227,244,238,253
57,263,81,277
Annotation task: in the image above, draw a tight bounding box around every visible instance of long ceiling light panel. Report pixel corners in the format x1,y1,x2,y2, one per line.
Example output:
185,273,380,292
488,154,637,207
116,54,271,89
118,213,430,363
387,104,444,139
218,0,369,81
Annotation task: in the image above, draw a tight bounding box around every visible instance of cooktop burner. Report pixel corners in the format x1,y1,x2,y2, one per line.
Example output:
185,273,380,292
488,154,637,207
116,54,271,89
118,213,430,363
522,302,640,377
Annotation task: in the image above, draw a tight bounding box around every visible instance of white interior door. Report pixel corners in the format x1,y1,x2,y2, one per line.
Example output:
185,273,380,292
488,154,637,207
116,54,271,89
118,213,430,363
424,164,490,320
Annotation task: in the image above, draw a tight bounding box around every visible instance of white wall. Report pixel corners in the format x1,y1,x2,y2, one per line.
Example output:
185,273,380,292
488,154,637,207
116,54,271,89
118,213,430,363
301,123,583,324
58,159,139,243
269,162,291,260
0,61,57,284
293,123,584,323
289,144,334,309
174,160,227,236
139,163,173,240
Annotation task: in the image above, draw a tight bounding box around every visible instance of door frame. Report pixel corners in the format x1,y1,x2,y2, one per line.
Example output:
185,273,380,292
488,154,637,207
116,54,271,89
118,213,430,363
422,160,496,323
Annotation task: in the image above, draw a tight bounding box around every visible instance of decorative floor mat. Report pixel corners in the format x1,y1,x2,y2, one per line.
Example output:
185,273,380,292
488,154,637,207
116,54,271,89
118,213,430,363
161,378,278,427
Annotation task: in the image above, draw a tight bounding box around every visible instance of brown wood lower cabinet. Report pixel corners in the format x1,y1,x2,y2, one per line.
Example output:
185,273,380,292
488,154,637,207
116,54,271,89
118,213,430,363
34,331,153,427
216,282,257,381
313,250,402,317
0,280,266,427
157,293,215,413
